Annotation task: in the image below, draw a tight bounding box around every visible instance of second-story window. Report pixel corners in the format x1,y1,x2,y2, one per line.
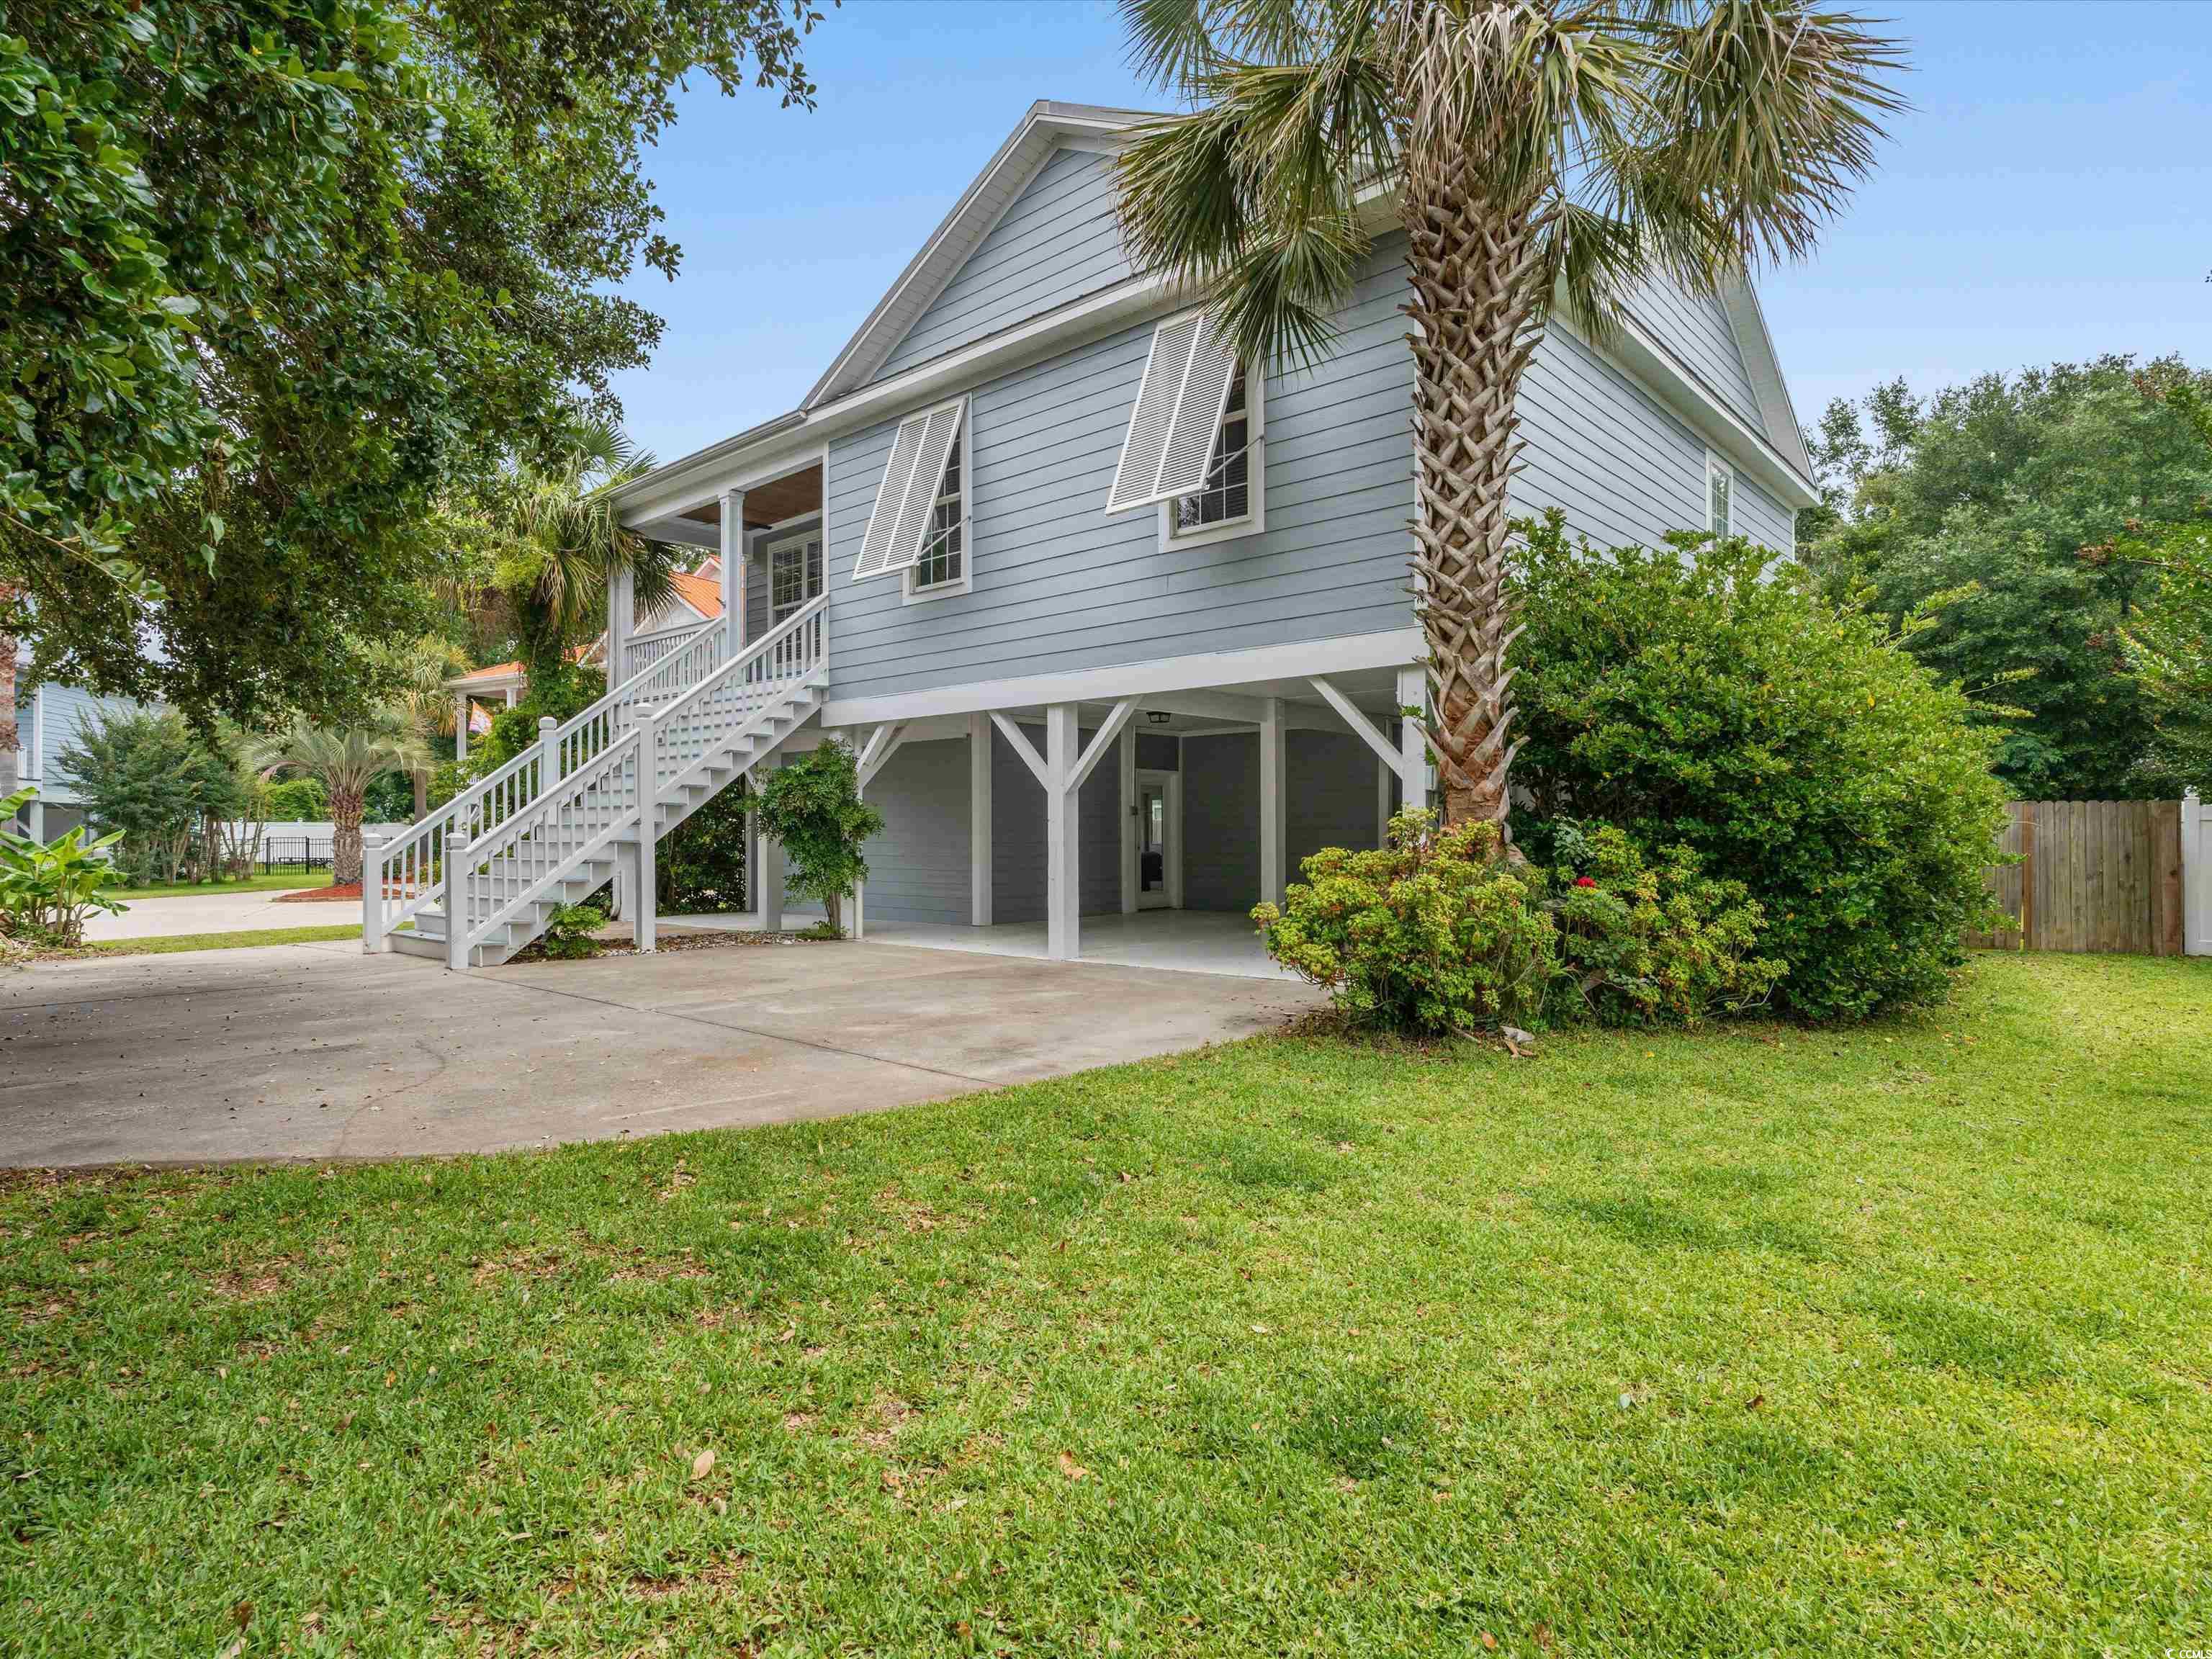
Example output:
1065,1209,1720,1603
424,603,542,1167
1171,369,1251,537
911,433,964,593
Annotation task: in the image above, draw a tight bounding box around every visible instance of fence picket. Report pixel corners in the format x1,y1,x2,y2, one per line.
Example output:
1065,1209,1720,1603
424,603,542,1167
1975,799,2190,957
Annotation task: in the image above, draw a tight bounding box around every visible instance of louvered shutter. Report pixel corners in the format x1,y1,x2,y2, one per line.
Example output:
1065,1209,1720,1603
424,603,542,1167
852,400,966,580
1105,310,1238,515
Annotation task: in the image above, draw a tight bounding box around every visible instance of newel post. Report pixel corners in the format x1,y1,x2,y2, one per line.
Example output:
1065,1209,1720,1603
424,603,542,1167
537,716,559,789
361,832,386,953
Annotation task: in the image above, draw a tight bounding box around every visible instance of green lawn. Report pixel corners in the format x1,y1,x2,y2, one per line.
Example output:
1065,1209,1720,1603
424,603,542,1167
3,954,2206,1655
65,923,363,958
109,870,333,899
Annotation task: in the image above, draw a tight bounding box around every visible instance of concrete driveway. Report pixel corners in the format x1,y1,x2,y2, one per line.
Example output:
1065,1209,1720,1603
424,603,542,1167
0,936,1323,1168
84,889,354,941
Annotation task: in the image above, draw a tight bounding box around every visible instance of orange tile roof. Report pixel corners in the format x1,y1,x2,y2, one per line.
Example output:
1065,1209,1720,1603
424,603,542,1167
449,660,525,686
667,569,724,619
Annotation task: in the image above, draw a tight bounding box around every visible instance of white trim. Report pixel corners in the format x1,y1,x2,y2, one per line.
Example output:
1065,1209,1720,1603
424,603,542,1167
1156,358,1264,551
1705,449,1736,537
1308,676,1401,773
989,712,1049,789
857,721,909,791
969,712,993,927
766,526,825,624
902,398,973,604
1135,767,1179,911
1395,665,1430,809
824,627,1424,729
1118,727,1138,914
1064,698,1139,796
1259,698,1285,907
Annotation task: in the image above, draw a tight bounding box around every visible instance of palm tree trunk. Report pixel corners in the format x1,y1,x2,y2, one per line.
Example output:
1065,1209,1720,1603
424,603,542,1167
411,768,428,824
1401,154,1547,834
332,791,364,887
0,593,19,801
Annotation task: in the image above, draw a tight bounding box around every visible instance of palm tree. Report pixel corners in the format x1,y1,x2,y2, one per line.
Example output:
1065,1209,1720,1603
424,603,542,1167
252,718,429,888
485,418,683,684
1115,0,1905,831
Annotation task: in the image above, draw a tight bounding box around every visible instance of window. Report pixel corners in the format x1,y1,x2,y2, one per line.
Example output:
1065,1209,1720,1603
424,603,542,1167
905,429,968,601
853,396,967,583
1106,309,1242,515
769,531,823,624
1164,364,1262,547
1707,453,1735,538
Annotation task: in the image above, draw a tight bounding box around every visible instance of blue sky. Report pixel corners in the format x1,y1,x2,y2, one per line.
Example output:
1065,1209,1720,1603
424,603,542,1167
605,1,2212,468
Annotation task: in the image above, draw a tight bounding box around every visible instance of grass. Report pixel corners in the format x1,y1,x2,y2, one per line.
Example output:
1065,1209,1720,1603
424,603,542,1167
63,923,364,958
2,953,2207,1655
108,871,333,899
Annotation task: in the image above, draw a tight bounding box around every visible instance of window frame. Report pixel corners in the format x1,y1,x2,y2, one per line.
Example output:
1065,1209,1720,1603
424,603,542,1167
766,526,824,625
902,410,973,606
1705,449,1735,539
1157,359,1264,552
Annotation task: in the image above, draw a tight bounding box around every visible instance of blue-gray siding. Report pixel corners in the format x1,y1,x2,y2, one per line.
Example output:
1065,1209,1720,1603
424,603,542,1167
1627,274,1761,428
856,737,971,925
22,682,153,804
1181,729,1382,912
876,147,1135,383
824,229,1791,706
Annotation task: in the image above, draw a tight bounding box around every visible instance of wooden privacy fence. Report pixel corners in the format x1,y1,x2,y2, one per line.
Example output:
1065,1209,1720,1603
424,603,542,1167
1973,798,2198,956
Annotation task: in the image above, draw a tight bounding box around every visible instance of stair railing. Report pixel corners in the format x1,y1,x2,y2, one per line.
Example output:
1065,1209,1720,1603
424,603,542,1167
446,595,830,965
363,613,728,951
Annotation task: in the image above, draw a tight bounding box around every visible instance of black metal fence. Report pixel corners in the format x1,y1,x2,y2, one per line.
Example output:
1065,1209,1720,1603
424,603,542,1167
261,837,334,874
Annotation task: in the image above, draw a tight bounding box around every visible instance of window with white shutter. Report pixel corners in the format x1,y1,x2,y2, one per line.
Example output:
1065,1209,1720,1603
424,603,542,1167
852,397,967,581
1105,310,1241,516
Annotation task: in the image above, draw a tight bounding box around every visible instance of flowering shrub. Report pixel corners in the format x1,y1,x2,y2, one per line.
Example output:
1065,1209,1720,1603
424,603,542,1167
1547,820,1784,1026
1253,810,1556,1036
1254,811,1782,1038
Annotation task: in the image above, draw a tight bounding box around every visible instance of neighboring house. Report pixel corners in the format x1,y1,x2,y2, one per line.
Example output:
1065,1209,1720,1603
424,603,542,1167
377,101,1818,971
445,565,727,759
8,645,158,841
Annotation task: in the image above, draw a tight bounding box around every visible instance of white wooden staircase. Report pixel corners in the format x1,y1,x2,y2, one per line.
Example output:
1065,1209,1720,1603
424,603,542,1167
364,597,827,970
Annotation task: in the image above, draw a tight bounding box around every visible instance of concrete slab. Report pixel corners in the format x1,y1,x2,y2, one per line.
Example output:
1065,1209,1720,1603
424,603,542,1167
0,936,1322,1169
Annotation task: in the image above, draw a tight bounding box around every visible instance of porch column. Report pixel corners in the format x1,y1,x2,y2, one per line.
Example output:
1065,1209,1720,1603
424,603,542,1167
1259,697,1285,907
503,685,516,709
608,563,634,685
1395,665,1430,812
1376,754,1394,848
969,712,993,926
1118,724,1138,914
1046,703,1080,961
719,489,744,659
454,692,469,762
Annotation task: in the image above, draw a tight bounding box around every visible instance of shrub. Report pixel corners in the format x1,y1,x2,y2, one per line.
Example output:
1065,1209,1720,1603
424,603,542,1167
535,899,608,960
1254,811,1557,1036
55,708,251,884
755,741,884,938
0,788,127,947
1512,515,2009,1021
1547,820,1784,1026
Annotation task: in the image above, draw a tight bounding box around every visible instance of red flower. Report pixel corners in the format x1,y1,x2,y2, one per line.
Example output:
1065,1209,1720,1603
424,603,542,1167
1574,876,1598,889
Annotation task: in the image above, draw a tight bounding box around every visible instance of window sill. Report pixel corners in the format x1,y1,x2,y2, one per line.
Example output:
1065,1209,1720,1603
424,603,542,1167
1158,507,1262,552
902,572,972,606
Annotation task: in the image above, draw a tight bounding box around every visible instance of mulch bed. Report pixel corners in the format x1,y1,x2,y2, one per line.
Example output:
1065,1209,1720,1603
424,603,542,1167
505,926,828,964
273,884,361,902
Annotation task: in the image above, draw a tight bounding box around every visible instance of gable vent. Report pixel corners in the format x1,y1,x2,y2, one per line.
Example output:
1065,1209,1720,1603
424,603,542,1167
1105,310,1238,515
853,398,966,581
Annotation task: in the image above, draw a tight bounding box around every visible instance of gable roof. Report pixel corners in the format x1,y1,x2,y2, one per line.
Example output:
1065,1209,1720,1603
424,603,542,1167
804,101,1156,410
616,98,1818,516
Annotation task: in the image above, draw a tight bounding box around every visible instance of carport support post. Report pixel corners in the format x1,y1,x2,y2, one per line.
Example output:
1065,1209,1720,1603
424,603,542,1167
454,692,469,762
757,758,783,932
1395,666,1429,813
1259,697,1285,907
968,713,992,926
1118,724,1138,914
1046,703,1080,960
